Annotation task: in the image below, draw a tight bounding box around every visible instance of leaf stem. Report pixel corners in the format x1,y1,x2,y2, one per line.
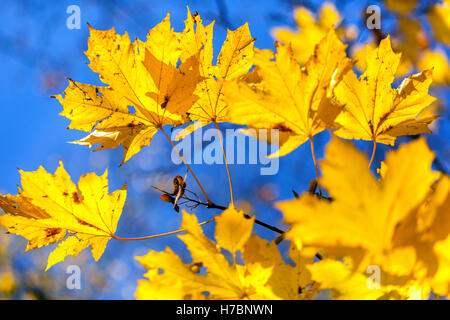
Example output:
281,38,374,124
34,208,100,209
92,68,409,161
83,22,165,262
111,217,215,241
160,126,213,206
368,139,377,169
213,121,234,206
309,135,322,197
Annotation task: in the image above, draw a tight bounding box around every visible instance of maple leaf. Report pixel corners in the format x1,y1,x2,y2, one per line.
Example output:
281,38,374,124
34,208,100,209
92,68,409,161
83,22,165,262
308,259,386,299
223,29,351,157
243,235,316,299
277,137,450,298
52,13,203,164
351,17,431,79
0,161,126,270
173,8,255,141
333,35,437,146
278,136,438,261
395,174,450,297
428,0,450,45
432,235,450,296
214,205,254,255
308,258,432,300
272,2,342,64
417,49,450,85
135,208,314,300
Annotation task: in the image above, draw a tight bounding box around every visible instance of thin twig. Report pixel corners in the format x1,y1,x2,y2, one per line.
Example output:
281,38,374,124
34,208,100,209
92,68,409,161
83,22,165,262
160,126,213,206
214,121,234,206
309,136,323,197
152,186,285,234
111,217,215,241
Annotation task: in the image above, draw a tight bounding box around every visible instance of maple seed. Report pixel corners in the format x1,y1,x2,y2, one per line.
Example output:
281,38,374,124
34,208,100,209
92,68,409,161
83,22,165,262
308,179,318,194
172,175,187,197
160,194,175,204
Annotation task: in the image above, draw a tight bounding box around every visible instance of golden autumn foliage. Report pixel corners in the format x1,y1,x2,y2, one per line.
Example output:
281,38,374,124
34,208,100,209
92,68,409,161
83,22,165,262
333,36,437,146
174,8,255,141
224,28,352,157
52,13,203,164
136,208,315,300
0,162,126,270
0,5,448,300
272,2,343,64
278,137,449,298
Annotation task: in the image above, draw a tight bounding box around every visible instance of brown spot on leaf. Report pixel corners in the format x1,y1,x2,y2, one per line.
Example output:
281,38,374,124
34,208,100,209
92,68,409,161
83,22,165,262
75,217,90,226
378,112,390,125
272,123,293,133
45,228,62,237
161,95,169,109
75,217,102,231
72,192,82,204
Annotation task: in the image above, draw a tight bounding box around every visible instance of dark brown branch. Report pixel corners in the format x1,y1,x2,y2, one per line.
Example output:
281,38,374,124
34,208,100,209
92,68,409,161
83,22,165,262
152,186,285,235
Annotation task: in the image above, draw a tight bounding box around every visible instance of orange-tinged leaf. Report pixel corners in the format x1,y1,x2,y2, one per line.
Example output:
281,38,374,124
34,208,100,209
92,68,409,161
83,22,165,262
0,161,126,270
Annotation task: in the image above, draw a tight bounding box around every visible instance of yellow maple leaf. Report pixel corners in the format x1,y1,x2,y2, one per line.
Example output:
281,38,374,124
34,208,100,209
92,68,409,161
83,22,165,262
276,137,449,298
432,235,450,296
53,12,203,164
308,258,432,300
352,17,431,79
135,209,314,300
333,35,437,148
224,29,351,157
272,2,342,64
173,8,255,141
308,259,386,299
0,270,15,294
417,49,450,85
0,161,126,270
428,0,450,45
214,205,254,255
